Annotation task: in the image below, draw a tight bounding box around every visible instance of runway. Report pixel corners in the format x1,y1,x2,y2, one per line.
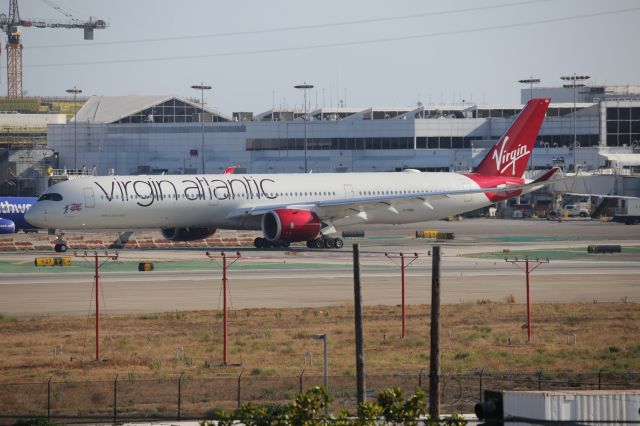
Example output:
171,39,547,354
1,218,639,317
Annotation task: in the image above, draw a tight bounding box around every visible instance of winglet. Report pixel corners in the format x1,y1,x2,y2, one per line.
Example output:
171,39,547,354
531,167,560,184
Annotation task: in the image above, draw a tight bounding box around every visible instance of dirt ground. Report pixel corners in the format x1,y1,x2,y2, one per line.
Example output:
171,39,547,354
0,301,638,383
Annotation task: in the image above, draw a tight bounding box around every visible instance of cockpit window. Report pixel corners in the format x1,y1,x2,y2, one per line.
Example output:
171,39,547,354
38,193,63,201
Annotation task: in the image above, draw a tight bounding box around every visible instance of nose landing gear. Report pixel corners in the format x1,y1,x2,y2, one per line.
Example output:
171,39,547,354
54,243,68,252
53,232,68,252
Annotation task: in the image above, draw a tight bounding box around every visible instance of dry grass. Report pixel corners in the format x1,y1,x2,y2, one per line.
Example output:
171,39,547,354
1,302,639,383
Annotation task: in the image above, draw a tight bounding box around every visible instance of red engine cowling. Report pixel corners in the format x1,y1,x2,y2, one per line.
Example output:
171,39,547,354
262,209,321,242
160,226,217,241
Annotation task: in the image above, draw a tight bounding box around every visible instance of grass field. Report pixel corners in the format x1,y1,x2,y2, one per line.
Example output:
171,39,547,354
465,245,640,261
1,301,638,383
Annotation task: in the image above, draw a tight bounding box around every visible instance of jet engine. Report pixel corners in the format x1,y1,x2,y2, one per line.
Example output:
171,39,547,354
262,209,321,242
160,226,217,241
0,218,16,234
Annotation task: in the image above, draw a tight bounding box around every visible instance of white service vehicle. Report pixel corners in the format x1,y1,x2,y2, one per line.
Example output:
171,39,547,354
615,198,640,224
562,204,590,217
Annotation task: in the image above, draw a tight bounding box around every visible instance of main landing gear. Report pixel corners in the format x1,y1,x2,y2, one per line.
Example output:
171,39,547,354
253,237,291,249
253,236,344,249
306,236,344,249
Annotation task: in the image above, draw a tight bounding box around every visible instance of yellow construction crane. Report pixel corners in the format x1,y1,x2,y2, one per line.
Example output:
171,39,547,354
0,0,107,98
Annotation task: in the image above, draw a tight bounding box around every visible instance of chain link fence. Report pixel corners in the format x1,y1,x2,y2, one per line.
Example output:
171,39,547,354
0,369,638,423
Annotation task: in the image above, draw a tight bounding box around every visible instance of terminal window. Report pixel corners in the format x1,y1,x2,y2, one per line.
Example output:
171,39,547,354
606,107,640,146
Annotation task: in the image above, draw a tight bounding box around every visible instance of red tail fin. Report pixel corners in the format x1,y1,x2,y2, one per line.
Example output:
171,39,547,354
474,98,550,178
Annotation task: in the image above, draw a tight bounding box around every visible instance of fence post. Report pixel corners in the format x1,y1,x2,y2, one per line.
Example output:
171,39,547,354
417,368,424,389
478,368,484,402
237,369,244,408
47,376,52,421
598,369,603,390
113,374,118,424
299,369,305,394
537,369,543,390
177,372,184,420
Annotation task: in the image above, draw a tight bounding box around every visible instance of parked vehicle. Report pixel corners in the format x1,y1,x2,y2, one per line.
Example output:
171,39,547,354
562,204,590,217
614,198,640,225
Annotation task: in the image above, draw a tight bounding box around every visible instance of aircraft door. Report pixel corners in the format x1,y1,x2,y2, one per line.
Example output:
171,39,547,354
463,183,472,202
209,189,219,206
84,188,95,208
344,184,354,198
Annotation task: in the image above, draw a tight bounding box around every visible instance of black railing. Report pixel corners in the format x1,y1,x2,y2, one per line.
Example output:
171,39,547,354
0,369,637,423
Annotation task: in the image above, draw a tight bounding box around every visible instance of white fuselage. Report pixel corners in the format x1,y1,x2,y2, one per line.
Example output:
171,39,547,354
27,172,493,230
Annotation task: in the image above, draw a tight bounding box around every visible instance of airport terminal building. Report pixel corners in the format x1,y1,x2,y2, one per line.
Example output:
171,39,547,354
46,85,640,177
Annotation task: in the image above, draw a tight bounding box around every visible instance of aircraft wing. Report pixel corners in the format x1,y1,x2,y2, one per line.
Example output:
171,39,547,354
225,168,561,222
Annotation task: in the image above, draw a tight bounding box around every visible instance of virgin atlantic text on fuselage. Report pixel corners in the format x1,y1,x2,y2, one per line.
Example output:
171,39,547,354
94,176,277,207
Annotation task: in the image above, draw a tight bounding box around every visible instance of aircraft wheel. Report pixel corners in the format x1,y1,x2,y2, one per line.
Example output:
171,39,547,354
306,240,314,248
313,239,324,249
281,241,291,248
263,239,273,249
58,243,68,253
54,244,61,253
254,237,264,248
333,238,344,249
324,238,335,249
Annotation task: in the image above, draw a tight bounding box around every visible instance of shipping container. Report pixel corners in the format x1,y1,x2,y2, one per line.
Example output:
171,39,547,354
500,390,640,425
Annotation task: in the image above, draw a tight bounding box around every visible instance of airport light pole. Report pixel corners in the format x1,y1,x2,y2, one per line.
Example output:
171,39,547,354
517,78,541,172
295,82,314,173
313,333,328,412
518,77,540,101
191,83,212,174
74,250,118,361
505,256,549,343
66,86,82,170
206,251,242,366
561,74,590,173
384,252,419,338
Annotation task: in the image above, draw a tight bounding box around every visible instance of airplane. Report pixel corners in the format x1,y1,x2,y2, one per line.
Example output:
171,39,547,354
26,98,557,252
0,196,38,234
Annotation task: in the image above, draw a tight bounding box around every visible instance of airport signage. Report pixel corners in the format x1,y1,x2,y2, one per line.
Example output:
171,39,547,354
138,262,154,272
34,257,72,267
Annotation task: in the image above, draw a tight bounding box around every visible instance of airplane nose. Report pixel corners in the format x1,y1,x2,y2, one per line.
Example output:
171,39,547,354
25,204,45,227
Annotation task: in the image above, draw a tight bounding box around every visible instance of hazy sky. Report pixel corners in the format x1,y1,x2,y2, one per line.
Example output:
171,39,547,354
12,0,640,113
